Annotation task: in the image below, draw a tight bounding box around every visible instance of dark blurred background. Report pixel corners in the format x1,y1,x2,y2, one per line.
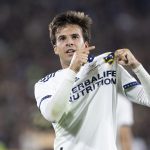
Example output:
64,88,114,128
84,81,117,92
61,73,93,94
0,0,150,150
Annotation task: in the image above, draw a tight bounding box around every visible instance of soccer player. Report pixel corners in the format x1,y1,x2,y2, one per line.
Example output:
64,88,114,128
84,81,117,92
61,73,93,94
34,11,150,150
117,94,134,150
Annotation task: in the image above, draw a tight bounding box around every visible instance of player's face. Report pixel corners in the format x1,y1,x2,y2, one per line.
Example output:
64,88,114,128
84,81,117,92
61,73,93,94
54,24,88,68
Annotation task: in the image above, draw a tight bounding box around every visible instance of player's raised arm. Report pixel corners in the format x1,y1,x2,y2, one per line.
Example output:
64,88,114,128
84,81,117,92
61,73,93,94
115,48,150,106
34,68,76,122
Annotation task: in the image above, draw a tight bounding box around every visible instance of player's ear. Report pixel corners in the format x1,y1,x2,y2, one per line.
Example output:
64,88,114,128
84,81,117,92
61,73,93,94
53,45,59,55
84,41,89,48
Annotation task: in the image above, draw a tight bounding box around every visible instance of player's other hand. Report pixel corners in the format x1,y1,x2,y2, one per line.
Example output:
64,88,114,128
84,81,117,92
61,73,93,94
115,48,141,69
69,46,95,73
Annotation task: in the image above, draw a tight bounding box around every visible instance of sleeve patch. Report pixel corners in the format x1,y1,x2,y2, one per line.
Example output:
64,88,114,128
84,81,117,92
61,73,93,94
39,95,52,109
123,81,140,90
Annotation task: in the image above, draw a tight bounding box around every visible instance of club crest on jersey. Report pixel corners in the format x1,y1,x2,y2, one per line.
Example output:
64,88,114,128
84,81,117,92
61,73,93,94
103,52,114,64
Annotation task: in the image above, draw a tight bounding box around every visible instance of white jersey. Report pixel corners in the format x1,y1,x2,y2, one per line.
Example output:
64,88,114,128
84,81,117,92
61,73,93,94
34,52,150,150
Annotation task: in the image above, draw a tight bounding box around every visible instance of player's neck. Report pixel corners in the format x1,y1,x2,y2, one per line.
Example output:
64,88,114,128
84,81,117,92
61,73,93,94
60,61,70,69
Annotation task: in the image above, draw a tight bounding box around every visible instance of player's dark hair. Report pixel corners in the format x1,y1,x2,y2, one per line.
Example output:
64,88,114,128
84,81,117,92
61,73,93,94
49,11,92,46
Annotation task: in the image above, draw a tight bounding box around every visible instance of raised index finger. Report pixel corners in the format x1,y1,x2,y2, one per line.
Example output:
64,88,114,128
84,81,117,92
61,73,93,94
77,45,95,54
87,46,95,51
82,46,95,53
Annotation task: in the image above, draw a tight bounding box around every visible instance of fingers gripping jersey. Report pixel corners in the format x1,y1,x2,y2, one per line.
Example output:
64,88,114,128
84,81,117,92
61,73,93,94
34,52,150,150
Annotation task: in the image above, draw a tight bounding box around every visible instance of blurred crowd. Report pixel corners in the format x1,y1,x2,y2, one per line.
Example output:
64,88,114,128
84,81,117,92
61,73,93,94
0,0,150,149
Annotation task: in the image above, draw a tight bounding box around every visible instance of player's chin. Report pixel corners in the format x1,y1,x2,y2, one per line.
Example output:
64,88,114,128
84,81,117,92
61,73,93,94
66,54,74,60
67,52,74,57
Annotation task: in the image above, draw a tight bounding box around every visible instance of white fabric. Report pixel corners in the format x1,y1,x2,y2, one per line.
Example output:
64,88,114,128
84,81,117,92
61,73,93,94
133,64,150,101
35,68,76,122
117,94,134,127
34,52,150,150
116,94,134,150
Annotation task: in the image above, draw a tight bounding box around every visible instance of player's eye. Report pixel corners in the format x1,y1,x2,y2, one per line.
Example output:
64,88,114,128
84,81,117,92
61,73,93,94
72,34,79,39
58,36,66,41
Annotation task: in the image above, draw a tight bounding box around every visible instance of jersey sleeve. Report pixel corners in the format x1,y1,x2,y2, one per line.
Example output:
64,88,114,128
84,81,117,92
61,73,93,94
117,64,150,107
34,68,76,122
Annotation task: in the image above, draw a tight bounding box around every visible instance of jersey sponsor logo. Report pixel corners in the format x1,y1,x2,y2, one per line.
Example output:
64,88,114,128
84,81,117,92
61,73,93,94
39,73,55,82
70,70,116,102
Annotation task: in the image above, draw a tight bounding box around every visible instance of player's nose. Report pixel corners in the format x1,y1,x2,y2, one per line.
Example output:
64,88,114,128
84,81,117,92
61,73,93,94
66,37,74,47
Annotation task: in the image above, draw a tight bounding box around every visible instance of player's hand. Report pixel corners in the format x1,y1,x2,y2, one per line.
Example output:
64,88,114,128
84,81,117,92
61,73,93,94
115,48,141,69
69,46,95,73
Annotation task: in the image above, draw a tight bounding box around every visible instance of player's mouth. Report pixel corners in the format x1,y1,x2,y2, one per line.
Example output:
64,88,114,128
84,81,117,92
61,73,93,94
66,49,76,55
